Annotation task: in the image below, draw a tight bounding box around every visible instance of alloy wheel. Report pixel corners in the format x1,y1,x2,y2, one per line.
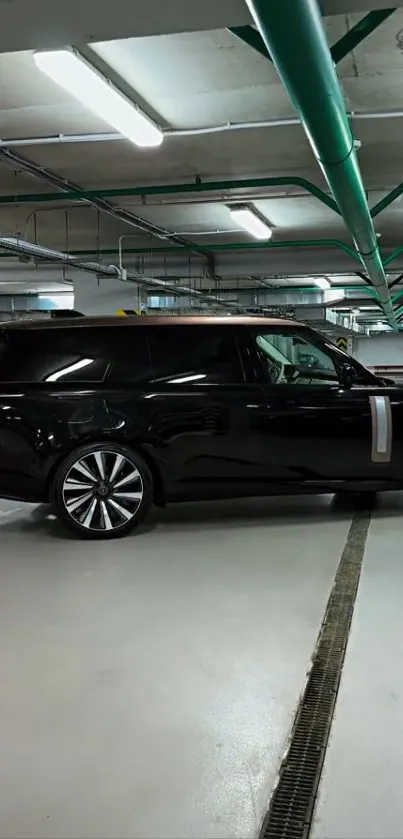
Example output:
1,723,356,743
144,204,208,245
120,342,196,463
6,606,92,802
62,450,144,532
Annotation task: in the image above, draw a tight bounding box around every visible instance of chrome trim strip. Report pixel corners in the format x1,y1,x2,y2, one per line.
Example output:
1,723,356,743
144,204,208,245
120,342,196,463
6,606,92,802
370,395,392,463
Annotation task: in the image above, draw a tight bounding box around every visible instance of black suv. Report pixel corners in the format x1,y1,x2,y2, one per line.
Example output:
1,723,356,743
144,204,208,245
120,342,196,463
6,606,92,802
0,315,399,539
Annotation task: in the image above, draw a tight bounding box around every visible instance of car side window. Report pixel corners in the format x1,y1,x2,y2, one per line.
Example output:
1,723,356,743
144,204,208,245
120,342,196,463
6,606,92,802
252,329,338,386
0,326,110,383
148,325,245,384
107,329,154,385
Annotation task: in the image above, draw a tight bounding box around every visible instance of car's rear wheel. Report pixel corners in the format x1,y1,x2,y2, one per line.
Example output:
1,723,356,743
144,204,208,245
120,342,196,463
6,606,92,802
51,442,153,539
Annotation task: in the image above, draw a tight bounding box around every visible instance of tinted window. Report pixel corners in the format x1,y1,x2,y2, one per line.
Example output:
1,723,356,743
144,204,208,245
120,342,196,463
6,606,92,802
252,329,338,386
107,329,154,384
148,325,244,384
0,326,110,383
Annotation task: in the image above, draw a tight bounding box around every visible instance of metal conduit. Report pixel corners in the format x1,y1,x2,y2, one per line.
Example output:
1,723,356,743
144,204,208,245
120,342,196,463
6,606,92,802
0,236,243,311
0,148,211,265
1,108,402,147
246,0,396,326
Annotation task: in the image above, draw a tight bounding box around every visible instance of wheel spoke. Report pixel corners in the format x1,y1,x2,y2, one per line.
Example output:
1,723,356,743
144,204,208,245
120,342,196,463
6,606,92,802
73,460,97,483
66,490,93,514
113,468,140,490
108,497,134,521
101,500,113,530
109,453,125,484
112,491,142,501
82,497,98,528
93,451,105,480
64,479,94,491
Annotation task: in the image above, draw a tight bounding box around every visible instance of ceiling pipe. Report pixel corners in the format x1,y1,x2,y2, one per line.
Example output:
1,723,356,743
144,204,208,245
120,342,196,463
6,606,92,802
0,236,242,311
0,148,211,266
0,111,392,146
245,0,396,327
0,174,340,213
0,109,402,149
50,239,360,259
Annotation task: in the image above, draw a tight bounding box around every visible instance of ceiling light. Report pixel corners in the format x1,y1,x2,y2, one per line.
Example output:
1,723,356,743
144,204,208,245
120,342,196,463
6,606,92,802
34,49,163,148
229,206,273,240
314,277,331,290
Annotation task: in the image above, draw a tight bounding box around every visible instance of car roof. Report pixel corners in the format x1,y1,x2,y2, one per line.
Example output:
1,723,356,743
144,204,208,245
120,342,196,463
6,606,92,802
1,314,303,331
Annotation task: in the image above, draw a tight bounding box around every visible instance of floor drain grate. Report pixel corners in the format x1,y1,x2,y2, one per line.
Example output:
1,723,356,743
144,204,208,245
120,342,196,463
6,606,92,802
259,502,372,839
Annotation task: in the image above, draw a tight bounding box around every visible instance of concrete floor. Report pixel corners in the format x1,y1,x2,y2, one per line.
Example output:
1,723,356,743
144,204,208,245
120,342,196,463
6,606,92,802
3,492,401,839
0,494,353,839
313,492,403,839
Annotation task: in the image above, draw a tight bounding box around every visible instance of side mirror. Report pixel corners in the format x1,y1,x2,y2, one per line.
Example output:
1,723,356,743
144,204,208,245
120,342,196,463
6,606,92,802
339,362,357,388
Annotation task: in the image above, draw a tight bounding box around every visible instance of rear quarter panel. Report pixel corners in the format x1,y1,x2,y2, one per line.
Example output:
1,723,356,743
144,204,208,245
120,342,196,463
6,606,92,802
0,385,155,501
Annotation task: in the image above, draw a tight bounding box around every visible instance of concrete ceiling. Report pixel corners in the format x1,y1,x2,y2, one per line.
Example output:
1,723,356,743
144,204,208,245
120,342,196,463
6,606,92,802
0,3,402,325
0,0,401,53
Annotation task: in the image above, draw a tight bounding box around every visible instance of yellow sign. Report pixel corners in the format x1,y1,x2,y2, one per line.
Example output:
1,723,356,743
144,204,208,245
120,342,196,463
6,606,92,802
115,309,140,316
336,336,348,352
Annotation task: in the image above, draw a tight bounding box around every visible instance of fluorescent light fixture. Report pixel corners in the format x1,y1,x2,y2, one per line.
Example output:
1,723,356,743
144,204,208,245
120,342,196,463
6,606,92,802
314,277,331,290
229,206,273,240
46,358,93,382
34,49,163,148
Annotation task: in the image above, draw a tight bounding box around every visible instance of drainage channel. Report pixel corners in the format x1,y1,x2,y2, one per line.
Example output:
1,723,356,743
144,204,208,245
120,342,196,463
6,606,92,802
259,497,372,839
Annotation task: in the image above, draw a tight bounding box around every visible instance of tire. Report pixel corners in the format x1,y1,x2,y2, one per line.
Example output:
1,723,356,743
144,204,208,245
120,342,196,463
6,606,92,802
51,442,153,539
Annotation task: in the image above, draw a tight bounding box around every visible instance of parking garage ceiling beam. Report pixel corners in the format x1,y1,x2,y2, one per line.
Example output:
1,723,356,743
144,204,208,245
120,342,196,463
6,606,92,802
245,0,396,326
229,9,396,66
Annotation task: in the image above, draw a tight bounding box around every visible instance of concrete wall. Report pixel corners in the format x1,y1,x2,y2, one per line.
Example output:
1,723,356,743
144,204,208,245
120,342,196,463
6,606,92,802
352,335,403,367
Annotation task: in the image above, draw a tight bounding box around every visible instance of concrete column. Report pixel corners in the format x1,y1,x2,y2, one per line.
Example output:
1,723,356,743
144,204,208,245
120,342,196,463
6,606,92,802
73,273,141,316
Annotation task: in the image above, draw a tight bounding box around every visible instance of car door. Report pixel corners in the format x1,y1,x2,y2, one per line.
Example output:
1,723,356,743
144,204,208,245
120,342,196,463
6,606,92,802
144,323,270,491
238,324,403,485
106,323,268,495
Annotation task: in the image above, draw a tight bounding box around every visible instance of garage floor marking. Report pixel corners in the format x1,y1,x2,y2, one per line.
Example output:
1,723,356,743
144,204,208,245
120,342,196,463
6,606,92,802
259,499,372,839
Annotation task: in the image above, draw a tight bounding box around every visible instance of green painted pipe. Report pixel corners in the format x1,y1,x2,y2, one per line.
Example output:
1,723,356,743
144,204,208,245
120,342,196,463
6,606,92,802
371,182,403,218
229,10,396,67
383,245,403,267
0,176,340,214
330,9,396,65
36,238,359,259
246,0,396,326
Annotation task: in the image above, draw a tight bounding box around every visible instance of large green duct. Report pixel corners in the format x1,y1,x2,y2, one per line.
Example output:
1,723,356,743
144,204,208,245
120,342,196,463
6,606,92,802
246,0,396,326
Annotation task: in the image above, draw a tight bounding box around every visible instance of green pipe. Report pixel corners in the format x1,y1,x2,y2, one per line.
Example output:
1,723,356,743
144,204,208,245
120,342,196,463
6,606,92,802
371,183,403,218
246,0,396,326
229,10,396,67
45,238,359,260
0,176,340,214
330,9,396,65
228,26,271,61
384,246,403,267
